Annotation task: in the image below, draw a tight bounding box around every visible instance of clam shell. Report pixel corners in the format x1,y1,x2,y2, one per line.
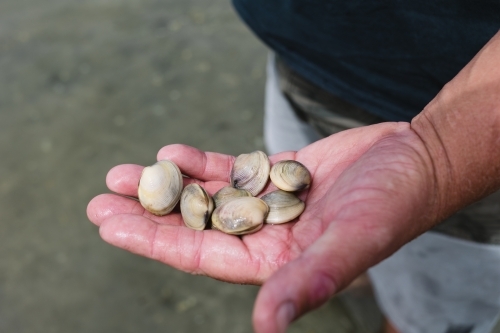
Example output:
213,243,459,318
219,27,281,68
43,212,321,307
138,160,183,216
212,186,252,207
211,197,269,235
230,151,270,196
270,160,311,192
261,190,305,224
180,184,214,231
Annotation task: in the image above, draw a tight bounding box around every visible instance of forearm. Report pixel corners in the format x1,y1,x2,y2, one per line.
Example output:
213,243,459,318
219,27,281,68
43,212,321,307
411,31,500,221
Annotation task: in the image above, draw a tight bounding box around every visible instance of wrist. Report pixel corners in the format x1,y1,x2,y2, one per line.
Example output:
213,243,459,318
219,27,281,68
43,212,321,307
410,32,500,220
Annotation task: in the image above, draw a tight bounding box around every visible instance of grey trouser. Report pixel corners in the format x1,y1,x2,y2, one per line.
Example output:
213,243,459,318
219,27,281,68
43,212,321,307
264,54,500,333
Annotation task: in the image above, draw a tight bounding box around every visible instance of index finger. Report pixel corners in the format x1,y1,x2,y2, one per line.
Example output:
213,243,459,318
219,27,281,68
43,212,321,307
157,144,235,182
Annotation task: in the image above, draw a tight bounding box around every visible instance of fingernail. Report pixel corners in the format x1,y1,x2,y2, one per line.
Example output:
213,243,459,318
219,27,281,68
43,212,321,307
276,302,295,333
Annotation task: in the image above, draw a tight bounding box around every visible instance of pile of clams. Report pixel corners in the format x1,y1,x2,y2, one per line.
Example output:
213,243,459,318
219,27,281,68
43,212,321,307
138,151,311,235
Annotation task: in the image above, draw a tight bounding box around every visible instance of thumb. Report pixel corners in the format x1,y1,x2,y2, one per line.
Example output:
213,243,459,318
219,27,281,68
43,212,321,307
252,221,391,333
252,255,338,333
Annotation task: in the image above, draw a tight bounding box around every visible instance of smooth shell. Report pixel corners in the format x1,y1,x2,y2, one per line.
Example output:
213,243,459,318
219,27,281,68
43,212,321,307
212,186,252,207
260,190,305,224
211,197,269,235
230,151,270,196
138,160,183,216
270,160,311,192
180,184,214,231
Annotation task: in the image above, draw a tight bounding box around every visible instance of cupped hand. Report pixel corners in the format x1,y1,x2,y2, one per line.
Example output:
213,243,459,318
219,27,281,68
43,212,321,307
87,122,440,333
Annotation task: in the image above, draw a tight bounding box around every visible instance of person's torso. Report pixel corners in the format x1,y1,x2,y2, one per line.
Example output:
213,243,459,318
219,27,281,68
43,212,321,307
233,0,500,121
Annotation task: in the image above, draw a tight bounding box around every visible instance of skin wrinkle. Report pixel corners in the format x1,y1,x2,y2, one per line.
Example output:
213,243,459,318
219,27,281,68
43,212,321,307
410,121,441,180
310,126,403,199
271,231,295,269
149,222,160,259
424,110,454,184
275,246,294,273
200,151,209,180
189,229,205,275
327,170,423,247
220,238,257,283
134,201,149,217
411,110,453,221
333,164,407,200
176,228,204,275
225,155,236,183
246,244,265,283
250,252,263,283
397,137,434,184
203,151,235,182
315,152,345,178
174,227,189,273
246,229,291,282
382,128,438,220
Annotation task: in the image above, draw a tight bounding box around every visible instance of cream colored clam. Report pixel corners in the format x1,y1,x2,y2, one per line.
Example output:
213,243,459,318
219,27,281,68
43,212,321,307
270,160,311,192
230,151,270,196
138,160,183,216
212,186,253,207
180,184,214,231
211,197,269,235
261,190,305,224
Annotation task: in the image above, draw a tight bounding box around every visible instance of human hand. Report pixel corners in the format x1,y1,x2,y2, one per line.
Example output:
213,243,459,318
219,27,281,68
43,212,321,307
87,122,441,333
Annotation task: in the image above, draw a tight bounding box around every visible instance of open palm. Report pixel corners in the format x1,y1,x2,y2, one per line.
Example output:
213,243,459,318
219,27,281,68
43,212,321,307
87,122,439,333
